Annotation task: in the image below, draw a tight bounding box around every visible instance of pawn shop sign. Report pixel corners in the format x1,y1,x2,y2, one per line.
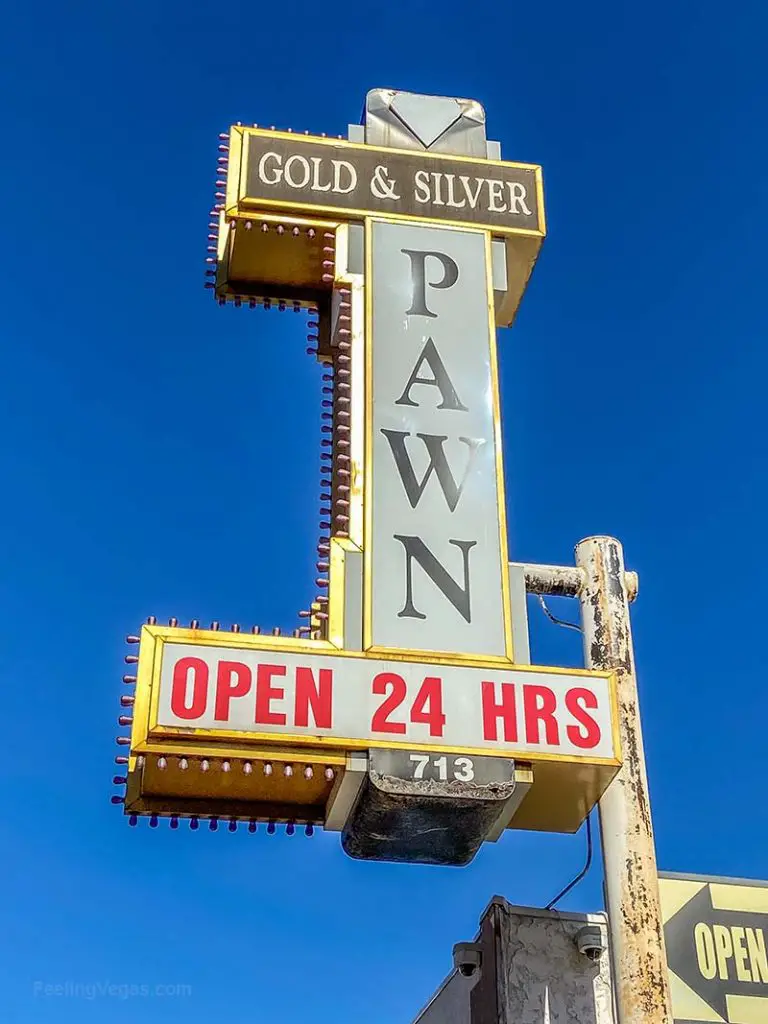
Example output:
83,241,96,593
115,89,622,864
660,872,768,1024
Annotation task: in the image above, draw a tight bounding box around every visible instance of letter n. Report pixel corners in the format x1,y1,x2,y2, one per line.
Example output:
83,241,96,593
394,535,476,622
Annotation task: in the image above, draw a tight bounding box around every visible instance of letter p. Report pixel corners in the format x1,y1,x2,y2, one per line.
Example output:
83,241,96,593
214,660,251,721
401,249,459,318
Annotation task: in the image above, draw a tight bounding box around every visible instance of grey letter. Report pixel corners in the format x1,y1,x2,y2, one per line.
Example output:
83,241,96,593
380,431,484,511
394,536,477,622
401,248,459,317
395,338,467,411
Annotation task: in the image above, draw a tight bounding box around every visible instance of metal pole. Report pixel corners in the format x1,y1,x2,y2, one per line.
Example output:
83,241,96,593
575,536,672,1024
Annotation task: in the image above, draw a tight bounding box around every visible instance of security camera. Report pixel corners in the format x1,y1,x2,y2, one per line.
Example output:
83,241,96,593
574,925,606,963
453,943,482,978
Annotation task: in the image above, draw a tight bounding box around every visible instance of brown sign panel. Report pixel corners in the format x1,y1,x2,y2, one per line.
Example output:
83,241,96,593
236,129,543,235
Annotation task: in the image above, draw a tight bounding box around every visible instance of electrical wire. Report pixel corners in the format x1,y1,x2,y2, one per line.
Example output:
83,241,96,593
545,812,594,910
537,594,582,633
536,592,590,908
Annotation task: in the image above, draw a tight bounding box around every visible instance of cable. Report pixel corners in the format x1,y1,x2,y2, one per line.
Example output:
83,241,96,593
545,812,594,910
535,595,589,908
536,591,589,909
537,595,582,633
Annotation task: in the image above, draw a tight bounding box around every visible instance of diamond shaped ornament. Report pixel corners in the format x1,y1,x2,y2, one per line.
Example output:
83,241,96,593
389,93,462,149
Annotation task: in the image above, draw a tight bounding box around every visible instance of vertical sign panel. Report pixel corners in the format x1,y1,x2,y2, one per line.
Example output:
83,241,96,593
367,220,510,657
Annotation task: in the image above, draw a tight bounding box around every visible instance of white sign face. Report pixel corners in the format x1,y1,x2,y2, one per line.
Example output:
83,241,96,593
368,221,508,656
155,642,617,761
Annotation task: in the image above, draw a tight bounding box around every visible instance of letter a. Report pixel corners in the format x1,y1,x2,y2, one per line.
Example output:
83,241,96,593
395,338,467,411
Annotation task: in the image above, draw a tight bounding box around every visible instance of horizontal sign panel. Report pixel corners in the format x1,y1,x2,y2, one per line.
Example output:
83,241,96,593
660,872,768,1024
236,128,543,234
148,636,618,762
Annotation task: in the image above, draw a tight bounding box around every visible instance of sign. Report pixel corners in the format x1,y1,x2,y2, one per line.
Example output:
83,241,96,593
143,629,618,762
114,89,621,856
369,748,516,786
368,220,509,657
660,872,768,1024
235,129,543,234
122,624,620,835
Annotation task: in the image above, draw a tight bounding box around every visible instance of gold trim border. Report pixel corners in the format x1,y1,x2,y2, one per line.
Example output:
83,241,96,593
485,228,515,661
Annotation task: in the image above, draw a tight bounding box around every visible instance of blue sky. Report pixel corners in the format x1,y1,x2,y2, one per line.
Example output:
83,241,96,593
1,1,767,1021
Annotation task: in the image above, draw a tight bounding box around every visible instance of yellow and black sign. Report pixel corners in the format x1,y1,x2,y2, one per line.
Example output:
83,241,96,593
660,872,768,1024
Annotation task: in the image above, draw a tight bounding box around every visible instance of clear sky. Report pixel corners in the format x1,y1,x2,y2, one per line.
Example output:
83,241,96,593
1,2,766,1021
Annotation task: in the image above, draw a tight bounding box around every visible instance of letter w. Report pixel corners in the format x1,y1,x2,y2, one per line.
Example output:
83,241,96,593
380,431,484,511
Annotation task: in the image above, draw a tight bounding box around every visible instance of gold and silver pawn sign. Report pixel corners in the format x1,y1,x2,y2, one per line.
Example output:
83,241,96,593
116,90,621,864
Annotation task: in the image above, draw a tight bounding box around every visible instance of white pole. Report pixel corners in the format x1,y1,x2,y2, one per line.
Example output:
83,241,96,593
575,536,672,1024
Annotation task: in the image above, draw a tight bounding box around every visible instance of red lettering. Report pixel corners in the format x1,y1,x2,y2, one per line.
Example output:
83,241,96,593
371,673,407,734
171,657,208,720
565,687,601,749
481,681,518,742
294,666,333,729
523,685,559,745
255,663,287,725
410,676,446,737
214,660,251,721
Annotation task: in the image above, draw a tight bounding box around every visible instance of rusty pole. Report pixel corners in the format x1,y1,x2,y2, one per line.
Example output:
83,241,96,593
574,536,672,1024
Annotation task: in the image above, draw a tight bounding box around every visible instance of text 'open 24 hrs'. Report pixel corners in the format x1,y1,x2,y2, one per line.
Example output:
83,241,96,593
155,643,618,760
